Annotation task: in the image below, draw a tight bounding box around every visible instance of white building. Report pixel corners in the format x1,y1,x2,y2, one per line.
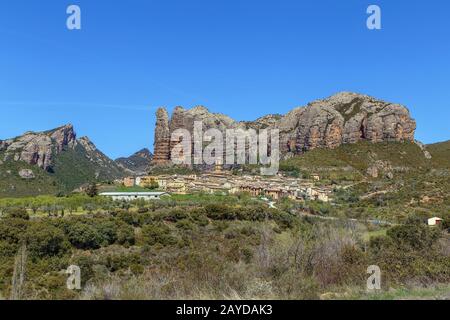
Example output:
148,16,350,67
99,192,169,201
428,217,443,226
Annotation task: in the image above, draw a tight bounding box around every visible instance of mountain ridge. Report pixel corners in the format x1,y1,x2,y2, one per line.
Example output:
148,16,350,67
0,125,127,196
152,92,417,165
115,148,153,175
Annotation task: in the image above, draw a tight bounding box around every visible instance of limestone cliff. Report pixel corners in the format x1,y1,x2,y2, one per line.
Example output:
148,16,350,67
0,125,126,187
1,125,76,171
151,92,416,165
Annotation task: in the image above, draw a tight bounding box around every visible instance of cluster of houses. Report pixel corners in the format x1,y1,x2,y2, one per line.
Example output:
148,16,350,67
101,168,446,228
117,165,332,202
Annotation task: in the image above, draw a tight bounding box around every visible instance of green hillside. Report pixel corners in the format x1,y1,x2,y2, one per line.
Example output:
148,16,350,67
0,142,126,198
0,151,60,197
428,140,450,169
280,141,431,180
52,144,124,192
280,141,450,223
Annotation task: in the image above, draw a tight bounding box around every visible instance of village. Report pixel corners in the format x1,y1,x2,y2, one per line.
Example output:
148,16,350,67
113,162,333,203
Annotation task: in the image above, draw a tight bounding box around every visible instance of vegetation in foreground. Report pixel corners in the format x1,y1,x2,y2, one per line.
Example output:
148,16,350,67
0,194,448,300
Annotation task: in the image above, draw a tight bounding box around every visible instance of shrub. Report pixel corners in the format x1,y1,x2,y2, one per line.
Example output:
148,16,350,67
137,207,149,214
205,204,233,220
0,218,29,244
5,208,30,220
117,210,141,227
141,224,177,246
66,222,103,250
96,220,119,246
116,222,135,246
25,222,70,258
386,224,440,250
190,210,209,226
176,219,194,231
164,209,189,222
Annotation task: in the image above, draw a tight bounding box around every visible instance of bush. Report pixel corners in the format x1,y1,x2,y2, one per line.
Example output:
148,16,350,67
66,222,103,250
205,204,234,220
96,220,119,245
141,224,177,246
25,222,70,258
176,219,194,231
386,224,440,250
116,222,135,246
190,210,209,226
5,208,30,220
164,209,189,222
117,211,141,227
0,218,29,244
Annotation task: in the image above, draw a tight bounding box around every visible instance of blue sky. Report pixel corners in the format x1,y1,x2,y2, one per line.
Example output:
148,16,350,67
1,0,449,159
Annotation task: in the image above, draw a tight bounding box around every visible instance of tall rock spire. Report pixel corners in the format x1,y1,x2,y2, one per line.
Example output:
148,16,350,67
152,107,171,165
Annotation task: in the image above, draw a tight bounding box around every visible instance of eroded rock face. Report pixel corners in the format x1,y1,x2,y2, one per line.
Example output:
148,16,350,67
152,108,171,165
151,92,417,166
0,140,7,151
2,124,77,171
276,92,416,154
18,169,35,179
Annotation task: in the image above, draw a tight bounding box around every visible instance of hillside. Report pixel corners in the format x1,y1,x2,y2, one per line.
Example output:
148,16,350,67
280,141,431,180
0,126,126,197
428,140,450,169
280,141,450,222
115,148,153,175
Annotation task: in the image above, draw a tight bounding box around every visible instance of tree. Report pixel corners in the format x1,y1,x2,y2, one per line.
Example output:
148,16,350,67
85,183,98,198
149,180,159,190
67,222,103,250
24,222,70,258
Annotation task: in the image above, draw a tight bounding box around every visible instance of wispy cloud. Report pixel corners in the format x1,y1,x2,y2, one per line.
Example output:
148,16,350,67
0,101,156,111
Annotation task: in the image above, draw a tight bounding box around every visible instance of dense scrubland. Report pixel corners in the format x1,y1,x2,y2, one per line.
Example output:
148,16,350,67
0,193,448,300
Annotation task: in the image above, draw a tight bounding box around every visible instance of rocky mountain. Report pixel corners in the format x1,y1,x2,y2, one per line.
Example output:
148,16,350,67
0,125,127,196
115,148,153,174
152,92,416,166
0,125,77,171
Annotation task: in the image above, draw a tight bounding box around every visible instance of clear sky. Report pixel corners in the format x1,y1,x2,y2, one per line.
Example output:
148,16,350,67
1,0,449,159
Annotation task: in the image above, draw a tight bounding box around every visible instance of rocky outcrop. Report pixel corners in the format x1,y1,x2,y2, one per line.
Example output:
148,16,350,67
18,169,35,179
0,140,7,152
1,125,128,195
414,140,432,160
366,160,394,179
1,125,126,180
152,108,171,165
276,92,416,155
1,124,77,171
151,92,416,166
115,148,153,174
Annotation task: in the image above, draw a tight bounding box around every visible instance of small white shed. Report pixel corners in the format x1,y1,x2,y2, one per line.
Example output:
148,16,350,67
428,217,443,226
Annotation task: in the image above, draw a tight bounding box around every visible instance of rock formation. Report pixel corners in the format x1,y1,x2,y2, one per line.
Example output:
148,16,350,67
1,125,126,180
276,92,416,155
18,169,35,179
1,124,77,171
151,92,416,166
152,108,171,165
